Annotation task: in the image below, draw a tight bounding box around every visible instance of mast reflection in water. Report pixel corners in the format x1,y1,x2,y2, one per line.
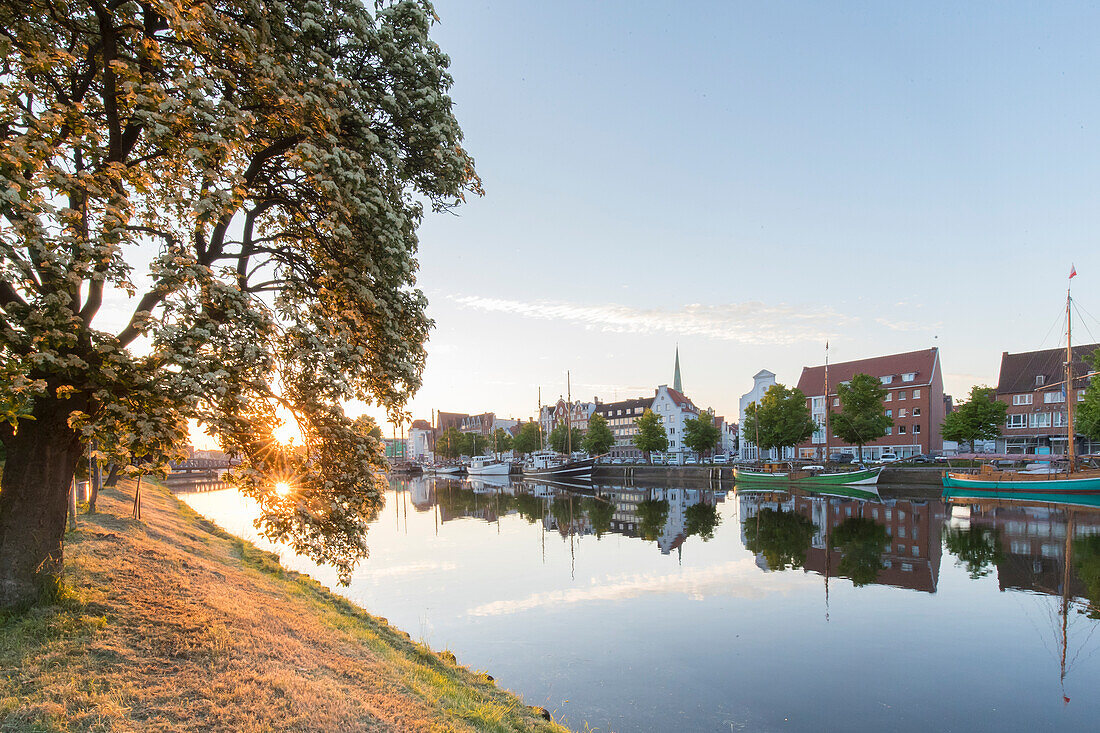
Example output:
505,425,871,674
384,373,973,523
180,475,1100,732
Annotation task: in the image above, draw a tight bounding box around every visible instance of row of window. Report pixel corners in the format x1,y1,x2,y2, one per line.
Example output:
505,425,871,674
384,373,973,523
1012,391,1085,405
880,373,917,384
812,388,922,411
884,424,920,435
1006,412,1070,429
885,408,921,418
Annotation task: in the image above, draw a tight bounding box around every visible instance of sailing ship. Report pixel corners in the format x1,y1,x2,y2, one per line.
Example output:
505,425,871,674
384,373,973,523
523,371,595,480
944,271,1100,498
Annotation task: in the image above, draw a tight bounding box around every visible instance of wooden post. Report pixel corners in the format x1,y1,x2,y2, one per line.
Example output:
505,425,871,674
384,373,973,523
131,476,143,520
68,477,78,530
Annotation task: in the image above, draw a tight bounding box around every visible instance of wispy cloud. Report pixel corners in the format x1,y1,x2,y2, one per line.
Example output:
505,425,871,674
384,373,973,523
874,317,940,332
465,559,811,617
449,295,861,345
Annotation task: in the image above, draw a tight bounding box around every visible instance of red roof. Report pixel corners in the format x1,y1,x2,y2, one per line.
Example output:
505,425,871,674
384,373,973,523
796,348,940,396
409,419,432,430
664,386,697,411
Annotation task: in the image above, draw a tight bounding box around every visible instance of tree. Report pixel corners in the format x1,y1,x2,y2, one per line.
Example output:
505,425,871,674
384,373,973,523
581,413,614,455
549,423,584,454
829,517,891,587
632,409,668,460
743,507,815,571
828,373,892,462
942,385,1008,454
459,432,487,457
741,385,817,457
513,422,542,455
636,498,670,541
683,409,721,458
583,496,614,538
1076,350,1100,444
0,0,480,608
436,428,464,461
490,427,513,455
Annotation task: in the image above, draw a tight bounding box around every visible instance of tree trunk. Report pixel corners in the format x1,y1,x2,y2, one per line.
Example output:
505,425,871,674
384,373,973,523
87,440,101,514
0,395,86,610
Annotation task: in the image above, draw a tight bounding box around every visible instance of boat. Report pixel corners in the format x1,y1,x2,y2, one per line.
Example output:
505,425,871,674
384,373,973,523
944,272,1100,496
430,464,464,476
523,450,596,480
465,455,511,476
733,465,883,487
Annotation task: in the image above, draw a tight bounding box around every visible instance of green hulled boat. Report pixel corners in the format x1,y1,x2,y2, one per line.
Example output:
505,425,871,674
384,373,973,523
733,466,883,487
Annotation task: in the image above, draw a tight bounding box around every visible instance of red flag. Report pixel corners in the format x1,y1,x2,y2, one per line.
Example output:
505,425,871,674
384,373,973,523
1070,264,1077,279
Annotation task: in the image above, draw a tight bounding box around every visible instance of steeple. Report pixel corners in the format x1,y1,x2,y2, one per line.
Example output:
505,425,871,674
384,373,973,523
673,346,682,392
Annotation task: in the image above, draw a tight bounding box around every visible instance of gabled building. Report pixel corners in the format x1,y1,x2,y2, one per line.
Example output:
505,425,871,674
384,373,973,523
739,369,790,461
539,398,598,438
652,384,700,457
993,343,1100,455
795,347,945,461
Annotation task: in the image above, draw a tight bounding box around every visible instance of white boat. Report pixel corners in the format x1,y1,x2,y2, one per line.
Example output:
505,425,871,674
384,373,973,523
429,464,464,475
523,450,595,480
465,456,511,476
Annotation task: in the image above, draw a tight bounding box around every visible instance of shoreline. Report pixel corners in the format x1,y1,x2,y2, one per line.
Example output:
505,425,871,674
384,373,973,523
0,478,566,732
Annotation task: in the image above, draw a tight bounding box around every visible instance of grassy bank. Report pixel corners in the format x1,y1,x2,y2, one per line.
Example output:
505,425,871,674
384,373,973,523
0,480,567,732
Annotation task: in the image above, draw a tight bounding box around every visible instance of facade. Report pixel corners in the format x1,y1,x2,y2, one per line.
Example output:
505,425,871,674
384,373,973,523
593,397,653,458
539,398,598,438
795,347,945,461
408,418,434,461
652,384,700,457
739,369,790,461
993,343,1100,455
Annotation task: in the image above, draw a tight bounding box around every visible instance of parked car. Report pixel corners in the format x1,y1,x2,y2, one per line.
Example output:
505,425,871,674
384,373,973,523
877,452,900,463
685,455,698,465
667,455,683,466
610,458,623,465
828,452,854,464
907,454,934,464
651,455,666,465
712,454,730,464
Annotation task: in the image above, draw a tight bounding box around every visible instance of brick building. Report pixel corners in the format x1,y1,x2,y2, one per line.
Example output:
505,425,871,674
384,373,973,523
795,347,945,461
993,343,1100,456
592,397,653,458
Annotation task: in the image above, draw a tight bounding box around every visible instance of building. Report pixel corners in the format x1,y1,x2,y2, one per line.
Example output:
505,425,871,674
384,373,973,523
408,419,434,461
993,343,1100,455
539,398,598,438
739,369,790,461
795,347,945,461
652,384,700,457
592,397,653,458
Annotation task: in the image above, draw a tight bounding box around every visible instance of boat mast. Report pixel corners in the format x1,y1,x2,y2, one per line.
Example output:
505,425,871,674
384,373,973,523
538,386,544,451
1067,284,1076,473
824,341,830,462
566,370,573,456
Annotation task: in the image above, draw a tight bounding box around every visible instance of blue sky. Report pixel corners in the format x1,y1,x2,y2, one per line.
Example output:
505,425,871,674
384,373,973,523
376,2,1100,431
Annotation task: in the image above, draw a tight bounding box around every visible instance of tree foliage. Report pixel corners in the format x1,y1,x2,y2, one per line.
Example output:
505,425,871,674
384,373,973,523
829,373,892,461
490,427,513,454
0,0,480,601
581,413,614,455
743,507,815,571
459,432,487,457
684,500,721,541
741,385,816,454
513,422,541,455
549,423,584,454
683,409,721,457
436,427,463,460
636,498,670,541
942,386,1008,452
632,409,668,457
583,496,614,538
1076,350,1100,442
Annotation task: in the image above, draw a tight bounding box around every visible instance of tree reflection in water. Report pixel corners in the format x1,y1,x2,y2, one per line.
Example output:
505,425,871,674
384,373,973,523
830,517,891,587
743,508,816,571
684,501,721,541
944,525,1004,580
1074,535,1100,619
582,497,614,538
636,499,670,541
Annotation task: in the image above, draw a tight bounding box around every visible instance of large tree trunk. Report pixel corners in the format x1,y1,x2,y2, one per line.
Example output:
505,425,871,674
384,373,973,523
0,395,86,610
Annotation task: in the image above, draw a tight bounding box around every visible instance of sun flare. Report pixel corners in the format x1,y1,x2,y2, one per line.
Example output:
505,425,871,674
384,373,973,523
273,481,292,497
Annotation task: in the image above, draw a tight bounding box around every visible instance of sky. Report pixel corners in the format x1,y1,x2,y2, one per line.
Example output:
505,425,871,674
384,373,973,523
190,2,1100,443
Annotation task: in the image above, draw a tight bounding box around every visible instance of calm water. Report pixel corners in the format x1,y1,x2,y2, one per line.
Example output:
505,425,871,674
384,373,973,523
180,476,1100,732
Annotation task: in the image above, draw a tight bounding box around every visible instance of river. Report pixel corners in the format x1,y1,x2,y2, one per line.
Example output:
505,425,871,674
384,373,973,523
180,475,1100,732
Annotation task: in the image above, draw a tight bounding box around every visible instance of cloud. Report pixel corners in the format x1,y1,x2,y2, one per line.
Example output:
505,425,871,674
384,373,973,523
874,317,940,332
448,295,858,346
465,559,811,617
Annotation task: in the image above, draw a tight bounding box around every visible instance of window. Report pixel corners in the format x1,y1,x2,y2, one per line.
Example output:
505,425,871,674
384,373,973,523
1054,412,1068,428
1044,392,1065,404
885,427,892,435
1013,394,1033,405
899,391,907,400
914,424,921,434
1079,390,1086,402
881,375,894,385
886,409,892,417
899,425,907,434
902,562,914,572
1007,414,1027,429
912,545,920,557
1036,375,1045,387
913,408,921,417
899,409,907,418
903,372,916,382
1029,412,1052,428
884,393,893,402
812,396,825,410
899,526,907,538
913,389,921,398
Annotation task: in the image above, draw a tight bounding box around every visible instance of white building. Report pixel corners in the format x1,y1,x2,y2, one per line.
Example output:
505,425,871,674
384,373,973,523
738,369,793,461
652,384,700,457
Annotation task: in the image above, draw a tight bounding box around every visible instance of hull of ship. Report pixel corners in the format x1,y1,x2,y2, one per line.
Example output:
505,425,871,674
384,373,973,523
465,462,511,476
942,472,1100,496
733,466,882,487
523,458,596,480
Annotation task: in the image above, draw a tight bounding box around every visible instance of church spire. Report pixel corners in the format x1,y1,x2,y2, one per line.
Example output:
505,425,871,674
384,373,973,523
673,346,682,392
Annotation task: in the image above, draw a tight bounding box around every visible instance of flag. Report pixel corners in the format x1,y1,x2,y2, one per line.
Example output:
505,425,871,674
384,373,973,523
1070,264,1077,279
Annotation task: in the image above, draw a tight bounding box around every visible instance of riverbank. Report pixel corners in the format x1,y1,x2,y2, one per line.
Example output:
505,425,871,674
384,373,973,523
0,479,566,732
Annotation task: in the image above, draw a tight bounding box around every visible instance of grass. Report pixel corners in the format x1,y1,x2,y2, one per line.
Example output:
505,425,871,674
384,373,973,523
0,479,567,732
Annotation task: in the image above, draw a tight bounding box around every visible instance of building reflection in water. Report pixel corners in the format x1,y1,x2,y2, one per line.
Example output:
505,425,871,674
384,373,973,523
738,489,946,593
